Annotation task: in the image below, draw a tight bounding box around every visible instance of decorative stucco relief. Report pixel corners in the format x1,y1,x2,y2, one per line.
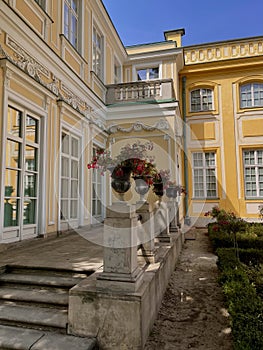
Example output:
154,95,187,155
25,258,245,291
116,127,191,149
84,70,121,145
0,37,106,130
108,119,169,134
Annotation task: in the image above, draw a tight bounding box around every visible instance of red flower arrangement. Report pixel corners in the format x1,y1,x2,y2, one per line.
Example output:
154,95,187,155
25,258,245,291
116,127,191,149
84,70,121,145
87,141,173,192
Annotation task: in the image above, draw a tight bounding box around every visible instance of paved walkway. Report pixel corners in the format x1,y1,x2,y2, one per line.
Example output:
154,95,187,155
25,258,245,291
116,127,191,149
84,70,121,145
0,226,104,271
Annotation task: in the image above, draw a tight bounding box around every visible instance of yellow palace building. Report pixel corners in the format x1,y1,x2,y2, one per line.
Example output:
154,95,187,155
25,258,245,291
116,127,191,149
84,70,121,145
0,0,262,243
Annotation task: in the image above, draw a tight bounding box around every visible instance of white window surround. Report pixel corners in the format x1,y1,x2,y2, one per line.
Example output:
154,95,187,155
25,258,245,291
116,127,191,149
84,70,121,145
243,149,263,198
92,24,105,81
240,82,263,108
58,119,84,231
192,152,217,199
114,55,122,84
63,0,84,53
0,95,48,243
132,62,162,82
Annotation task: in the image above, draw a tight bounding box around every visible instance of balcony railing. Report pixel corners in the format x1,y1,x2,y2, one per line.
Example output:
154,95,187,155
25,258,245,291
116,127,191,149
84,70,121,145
106,79,174,105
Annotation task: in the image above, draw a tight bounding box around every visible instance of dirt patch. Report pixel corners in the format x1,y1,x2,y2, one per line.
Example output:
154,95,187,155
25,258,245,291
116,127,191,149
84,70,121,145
144,229,233,350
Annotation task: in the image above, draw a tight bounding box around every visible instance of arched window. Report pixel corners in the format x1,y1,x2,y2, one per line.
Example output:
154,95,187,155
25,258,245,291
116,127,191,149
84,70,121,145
190,88,213,112
240,82,263,108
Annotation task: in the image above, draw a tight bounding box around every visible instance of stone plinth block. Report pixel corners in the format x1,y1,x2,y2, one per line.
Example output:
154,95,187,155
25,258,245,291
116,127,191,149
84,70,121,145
97,202,143,293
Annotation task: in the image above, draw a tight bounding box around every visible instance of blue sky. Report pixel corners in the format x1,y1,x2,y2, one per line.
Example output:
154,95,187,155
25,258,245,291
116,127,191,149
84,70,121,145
102,0,263,47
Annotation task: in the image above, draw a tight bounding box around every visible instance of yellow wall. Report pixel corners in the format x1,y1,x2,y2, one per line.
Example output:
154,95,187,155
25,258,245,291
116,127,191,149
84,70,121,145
180,43,263,219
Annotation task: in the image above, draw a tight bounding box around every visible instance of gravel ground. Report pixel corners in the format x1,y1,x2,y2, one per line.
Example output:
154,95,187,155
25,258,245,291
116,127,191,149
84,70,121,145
144,229,233,350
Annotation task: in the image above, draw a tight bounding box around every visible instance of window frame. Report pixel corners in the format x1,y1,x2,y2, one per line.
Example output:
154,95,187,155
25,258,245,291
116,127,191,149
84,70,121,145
243,149,263,199
63,0,79,49
92,25,104,81
190,88,214,112
136,67,159,81
240,82,263,109
4,106,40,229
192,151,217,199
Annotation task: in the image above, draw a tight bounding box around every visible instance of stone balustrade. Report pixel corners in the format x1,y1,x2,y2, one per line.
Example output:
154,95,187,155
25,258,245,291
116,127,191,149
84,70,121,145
69,196,183,350
106,79,175,104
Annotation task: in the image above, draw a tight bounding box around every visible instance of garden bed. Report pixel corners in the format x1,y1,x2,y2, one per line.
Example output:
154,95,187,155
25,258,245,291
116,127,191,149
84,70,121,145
207,207,263,350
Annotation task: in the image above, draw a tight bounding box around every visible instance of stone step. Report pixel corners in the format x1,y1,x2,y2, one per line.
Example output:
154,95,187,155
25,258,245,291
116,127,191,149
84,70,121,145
0,303,68,330
5,264,92,279
0,325,97,350
0,287,69,306
0,273,83,288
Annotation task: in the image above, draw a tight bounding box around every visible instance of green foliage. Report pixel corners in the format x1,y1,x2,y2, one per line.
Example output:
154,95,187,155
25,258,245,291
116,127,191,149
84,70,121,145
216,248,263,350
208,225,263,250
205,207,248,234
246,223,263,237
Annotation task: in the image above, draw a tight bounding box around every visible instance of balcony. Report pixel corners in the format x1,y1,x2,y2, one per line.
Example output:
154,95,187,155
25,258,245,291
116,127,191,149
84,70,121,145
106,79,175,105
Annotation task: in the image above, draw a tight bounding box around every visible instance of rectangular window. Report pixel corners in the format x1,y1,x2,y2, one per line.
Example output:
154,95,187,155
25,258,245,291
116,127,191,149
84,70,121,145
93,26,103,80
243,149,263,198
4,106,40,229
191,89,213,112
60,132,80,221
64,0,79,49
137,67,159,81
240,83,263,108
193,152,217,198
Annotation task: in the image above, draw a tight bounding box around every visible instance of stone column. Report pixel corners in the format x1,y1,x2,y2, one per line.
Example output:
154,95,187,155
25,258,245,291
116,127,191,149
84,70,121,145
136,202,157,263
96,202,144,293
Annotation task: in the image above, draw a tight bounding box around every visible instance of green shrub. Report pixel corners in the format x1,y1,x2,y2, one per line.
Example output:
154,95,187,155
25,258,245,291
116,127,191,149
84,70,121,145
238,248,263,266
247,223,263,237
208,226,263,250
216,248,263,349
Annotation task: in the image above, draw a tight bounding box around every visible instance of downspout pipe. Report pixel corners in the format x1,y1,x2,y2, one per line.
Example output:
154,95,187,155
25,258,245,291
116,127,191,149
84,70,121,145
182,76,191,225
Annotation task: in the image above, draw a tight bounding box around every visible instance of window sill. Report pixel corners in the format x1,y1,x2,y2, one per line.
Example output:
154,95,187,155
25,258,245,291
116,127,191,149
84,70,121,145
59,34,87,63
191,197,220,201
245,197,263,201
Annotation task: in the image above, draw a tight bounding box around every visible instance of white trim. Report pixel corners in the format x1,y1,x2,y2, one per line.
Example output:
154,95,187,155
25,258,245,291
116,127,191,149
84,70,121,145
0,72,10,241
192,151,218,199
232,83,241,199
132,61,162,82
218,85,226,199
59,121,84,231
39,112,48,235
48,103,57,225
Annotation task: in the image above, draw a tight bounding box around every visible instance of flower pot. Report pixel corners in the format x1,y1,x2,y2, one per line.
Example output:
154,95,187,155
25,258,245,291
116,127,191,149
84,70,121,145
166,186,178,198
133,176,150,202
111,166,132,201
152,182,164,197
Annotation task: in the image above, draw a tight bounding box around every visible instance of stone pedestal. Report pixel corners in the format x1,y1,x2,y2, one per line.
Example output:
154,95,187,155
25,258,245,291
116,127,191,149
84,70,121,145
96,202,144,293
136,202,157,263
